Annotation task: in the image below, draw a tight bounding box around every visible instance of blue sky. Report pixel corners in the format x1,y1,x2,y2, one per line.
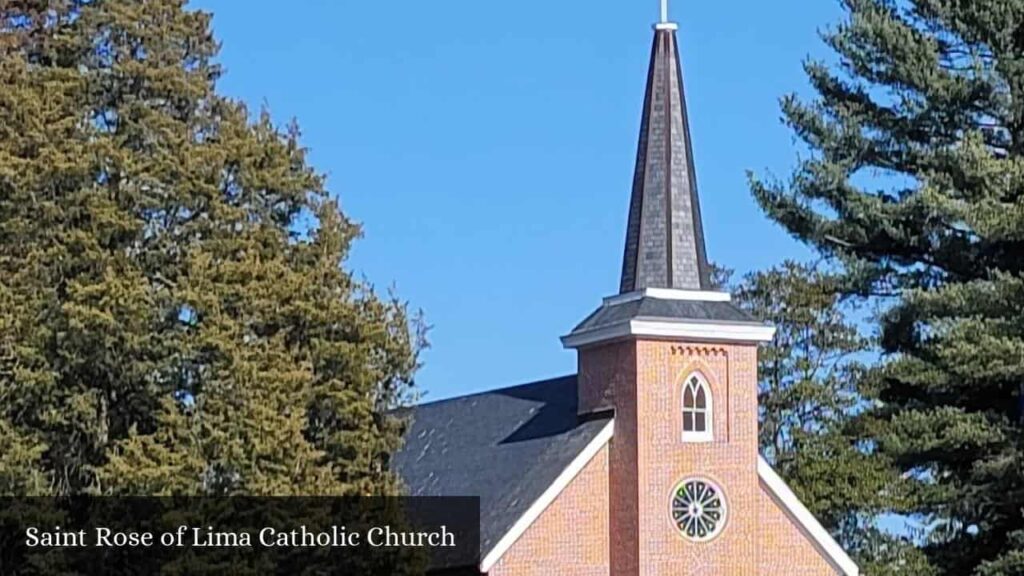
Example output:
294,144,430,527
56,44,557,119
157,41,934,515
192,0,844,401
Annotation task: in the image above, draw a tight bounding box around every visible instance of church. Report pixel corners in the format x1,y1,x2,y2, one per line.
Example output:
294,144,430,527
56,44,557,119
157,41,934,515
392,5,861,575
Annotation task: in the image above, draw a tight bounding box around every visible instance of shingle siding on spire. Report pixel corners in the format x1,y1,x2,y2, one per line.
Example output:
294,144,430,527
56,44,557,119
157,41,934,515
619,28,711,293
619,39,657,295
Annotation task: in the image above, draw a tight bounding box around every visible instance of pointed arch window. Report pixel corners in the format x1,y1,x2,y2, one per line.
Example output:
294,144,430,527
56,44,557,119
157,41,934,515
682,374,713,442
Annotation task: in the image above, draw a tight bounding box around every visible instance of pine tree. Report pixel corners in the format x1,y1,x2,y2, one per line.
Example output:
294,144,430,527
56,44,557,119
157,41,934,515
751,1,1024,573
734,262,931,575
0,0,420,497
735,263,864,471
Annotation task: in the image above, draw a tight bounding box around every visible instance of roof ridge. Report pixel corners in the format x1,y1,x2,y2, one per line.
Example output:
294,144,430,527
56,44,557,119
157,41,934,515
408,374,577,409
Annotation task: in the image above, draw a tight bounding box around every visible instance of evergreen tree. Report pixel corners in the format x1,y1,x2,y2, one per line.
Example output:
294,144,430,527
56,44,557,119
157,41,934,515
735,262,865,472
734,262,931,575
751,1,1024,573
0,0,420,497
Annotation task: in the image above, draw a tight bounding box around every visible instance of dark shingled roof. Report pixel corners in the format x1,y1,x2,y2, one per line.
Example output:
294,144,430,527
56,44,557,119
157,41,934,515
391,376,611,569
571,296,760,334
620,27,712,293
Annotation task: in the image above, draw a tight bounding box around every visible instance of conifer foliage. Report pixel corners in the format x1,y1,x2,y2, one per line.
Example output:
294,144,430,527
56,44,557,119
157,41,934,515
0,1,420,496
735,263,932,575
752,1,1024,573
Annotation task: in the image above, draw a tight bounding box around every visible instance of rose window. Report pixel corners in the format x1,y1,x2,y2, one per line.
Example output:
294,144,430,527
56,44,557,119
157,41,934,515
670,478,727,541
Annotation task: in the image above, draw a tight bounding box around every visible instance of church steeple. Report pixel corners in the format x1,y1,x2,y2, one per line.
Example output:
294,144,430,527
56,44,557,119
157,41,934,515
619,15,712,293
562,5,773,363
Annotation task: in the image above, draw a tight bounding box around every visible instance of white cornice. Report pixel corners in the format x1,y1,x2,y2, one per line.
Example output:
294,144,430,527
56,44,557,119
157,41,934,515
479,419,615,573
561,319,776,349
757,457,860,576
603,288,731,306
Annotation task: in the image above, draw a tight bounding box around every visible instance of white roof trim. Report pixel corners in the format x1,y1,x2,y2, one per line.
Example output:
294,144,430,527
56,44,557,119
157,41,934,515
479,419,615,573
757,456,860,576
603,288,731,306
561,319,776,349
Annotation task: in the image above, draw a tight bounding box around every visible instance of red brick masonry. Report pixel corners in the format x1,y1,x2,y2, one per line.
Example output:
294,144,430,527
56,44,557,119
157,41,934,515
487,338,840,575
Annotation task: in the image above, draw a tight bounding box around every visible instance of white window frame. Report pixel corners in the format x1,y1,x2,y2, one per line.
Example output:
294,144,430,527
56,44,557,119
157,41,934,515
681,373,713,443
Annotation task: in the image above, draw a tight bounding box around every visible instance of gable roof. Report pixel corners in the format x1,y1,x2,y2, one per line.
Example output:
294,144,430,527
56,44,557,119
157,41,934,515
391,376,613,571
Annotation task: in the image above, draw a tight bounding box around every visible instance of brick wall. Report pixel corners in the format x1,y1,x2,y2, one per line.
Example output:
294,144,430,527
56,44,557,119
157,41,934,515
632,340,761,575
577,341,634,415
488,445,610,576
489,336,844,575
758,479,839,575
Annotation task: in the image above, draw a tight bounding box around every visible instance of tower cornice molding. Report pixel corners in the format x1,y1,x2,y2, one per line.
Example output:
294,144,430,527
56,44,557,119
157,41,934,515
561,319,776,349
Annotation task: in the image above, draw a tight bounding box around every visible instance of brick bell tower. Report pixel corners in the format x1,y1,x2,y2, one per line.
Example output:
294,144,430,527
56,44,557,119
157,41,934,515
561,5,775,575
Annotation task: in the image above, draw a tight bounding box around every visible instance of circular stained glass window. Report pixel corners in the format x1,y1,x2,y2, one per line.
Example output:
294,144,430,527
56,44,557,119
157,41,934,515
670,478,727,541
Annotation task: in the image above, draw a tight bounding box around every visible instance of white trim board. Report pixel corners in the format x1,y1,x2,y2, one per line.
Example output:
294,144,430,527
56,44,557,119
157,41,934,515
602,288,732,306
757,456,860,576
479,419,615,573
476,425,857,574
561,319,776,349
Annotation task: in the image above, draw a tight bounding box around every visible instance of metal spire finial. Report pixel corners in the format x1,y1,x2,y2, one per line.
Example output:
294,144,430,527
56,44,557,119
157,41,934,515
655,0,678,30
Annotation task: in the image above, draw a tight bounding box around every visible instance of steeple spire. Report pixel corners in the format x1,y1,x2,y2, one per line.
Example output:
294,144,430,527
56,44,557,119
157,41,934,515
619,14,711,293
563,7,772,354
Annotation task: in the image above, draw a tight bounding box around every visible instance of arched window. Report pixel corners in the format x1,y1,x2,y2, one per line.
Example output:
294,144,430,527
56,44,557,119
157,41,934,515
682,374,713,442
